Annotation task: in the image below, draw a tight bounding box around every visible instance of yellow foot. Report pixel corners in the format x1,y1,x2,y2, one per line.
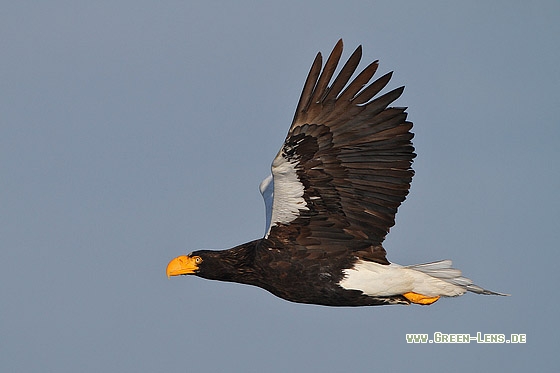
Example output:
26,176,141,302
403,292,440,305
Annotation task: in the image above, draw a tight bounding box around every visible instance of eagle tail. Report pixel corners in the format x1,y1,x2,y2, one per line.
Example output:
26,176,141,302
406,260,509,296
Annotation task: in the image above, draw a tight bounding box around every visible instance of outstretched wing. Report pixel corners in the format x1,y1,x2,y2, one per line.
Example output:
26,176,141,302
264,40,415,263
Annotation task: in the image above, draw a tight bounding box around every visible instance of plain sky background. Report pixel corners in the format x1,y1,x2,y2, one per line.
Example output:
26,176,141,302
2,1,559,372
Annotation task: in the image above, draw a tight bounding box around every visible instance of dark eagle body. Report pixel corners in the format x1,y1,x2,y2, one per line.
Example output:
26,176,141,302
193,240,407,306
166,40,506,306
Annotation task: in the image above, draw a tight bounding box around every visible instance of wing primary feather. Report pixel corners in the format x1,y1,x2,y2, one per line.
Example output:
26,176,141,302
308,39,343,108
294,52,323,122
322,45,362,102
355,86,405,120
336,60,379,103
352,71,394,105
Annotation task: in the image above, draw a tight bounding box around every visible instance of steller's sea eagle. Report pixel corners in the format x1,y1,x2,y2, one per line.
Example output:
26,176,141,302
166,40,507,306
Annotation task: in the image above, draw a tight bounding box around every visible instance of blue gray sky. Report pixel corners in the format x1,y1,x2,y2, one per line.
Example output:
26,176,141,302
2,1,558,371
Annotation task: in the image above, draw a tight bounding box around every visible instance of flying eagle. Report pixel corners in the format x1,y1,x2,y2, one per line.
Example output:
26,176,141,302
166,40,506,306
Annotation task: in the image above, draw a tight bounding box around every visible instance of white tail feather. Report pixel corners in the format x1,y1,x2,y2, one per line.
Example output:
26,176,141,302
406,260,509,296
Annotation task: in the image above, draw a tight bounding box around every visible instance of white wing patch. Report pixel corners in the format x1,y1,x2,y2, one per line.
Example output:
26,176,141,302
259,174,274,236
260,152,308,238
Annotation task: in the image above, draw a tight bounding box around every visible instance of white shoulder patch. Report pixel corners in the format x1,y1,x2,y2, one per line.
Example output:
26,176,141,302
263,152,308,237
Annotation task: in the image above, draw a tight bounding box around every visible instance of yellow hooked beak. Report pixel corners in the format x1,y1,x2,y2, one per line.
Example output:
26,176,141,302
166,255,202,278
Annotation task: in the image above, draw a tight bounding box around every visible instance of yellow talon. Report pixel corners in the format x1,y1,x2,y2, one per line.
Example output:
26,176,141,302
403,292,440,305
